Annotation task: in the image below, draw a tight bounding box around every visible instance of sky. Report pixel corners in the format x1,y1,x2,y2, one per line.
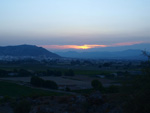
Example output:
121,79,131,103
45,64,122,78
0,0,150,50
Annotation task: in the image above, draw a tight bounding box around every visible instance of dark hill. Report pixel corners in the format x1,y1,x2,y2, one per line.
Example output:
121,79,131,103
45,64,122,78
0,45,60,58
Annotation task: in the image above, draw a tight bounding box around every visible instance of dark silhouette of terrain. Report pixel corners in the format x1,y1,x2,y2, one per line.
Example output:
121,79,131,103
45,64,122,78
56,49,146,59
0,45,60,58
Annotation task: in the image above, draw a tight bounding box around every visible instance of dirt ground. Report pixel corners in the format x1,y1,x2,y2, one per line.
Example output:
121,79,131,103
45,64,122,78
0,75,114,90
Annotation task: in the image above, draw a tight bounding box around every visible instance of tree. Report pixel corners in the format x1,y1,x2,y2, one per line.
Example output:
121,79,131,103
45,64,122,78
30,76,45,87
46,69,54,76
0,69,8,77
65,86,71,91
91,79,103,90
30,76,58,89
54,70,62,76
123,51,150,113
44,80,58,89
19,69,32,77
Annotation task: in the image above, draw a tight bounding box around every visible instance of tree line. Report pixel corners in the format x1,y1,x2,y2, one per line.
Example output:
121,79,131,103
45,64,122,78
30,76,58,89
0,69,75,77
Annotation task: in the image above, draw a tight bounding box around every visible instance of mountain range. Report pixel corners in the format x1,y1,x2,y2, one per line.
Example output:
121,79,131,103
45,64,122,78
56,49,147,60
0,44,149,60
0,45,60,58
54,43,150,60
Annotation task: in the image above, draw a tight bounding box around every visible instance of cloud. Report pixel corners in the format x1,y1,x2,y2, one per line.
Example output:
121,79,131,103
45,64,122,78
39,41,148,50
110,41,144,47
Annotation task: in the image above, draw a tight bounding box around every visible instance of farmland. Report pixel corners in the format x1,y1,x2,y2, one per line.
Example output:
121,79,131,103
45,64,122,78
0,75,115,90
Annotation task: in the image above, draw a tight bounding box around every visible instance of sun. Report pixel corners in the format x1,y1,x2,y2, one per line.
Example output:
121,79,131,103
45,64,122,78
79,45,91,49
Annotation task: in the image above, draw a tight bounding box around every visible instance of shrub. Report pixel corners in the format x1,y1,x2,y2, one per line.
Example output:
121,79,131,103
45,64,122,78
65,86,71,91
30,76,58,89
44,80,58,90
91,79,103,90
13,100,31,113
107,85,119,93
30,76,45,87
123,51,150,113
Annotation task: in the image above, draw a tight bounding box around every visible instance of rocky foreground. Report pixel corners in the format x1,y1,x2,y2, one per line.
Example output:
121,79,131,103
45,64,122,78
0,91,122,113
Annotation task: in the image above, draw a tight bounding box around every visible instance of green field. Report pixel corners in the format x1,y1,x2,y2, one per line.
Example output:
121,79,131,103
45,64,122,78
0,64,112,76
0,81,63,97
74,69,111,76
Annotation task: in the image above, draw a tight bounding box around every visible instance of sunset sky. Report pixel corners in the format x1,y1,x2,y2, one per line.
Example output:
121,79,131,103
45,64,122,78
0,0,150,50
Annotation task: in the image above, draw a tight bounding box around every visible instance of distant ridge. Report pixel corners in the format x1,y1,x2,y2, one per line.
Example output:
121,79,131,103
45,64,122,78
56,49,146,60
0,44,60,58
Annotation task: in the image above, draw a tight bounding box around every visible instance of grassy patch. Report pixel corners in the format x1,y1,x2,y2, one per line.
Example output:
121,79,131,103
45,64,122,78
0,81,63,97
74,69,111,76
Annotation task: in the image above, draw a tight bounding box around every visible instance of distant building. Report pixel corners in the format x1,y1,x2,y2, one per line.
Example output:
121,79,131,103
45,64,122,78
96,75,105,78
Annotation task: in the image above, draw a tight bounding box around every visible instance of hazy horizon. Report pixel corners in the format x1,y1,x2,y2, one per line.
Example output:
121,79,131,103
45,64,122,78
0,0,150,51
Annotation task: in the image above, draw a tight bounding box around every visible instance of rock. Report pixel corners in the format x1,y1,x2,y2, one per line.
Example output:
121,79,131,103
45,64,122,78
30,105,54,113
89,91,102,100
75,95,87,103
88,91,103,105
0,104,14,113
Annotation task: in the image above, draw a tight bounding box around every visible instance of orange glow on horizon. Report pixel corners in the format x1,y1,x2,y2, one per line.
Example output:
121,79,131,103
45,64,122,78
40,44,108,50
39,41,147,50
